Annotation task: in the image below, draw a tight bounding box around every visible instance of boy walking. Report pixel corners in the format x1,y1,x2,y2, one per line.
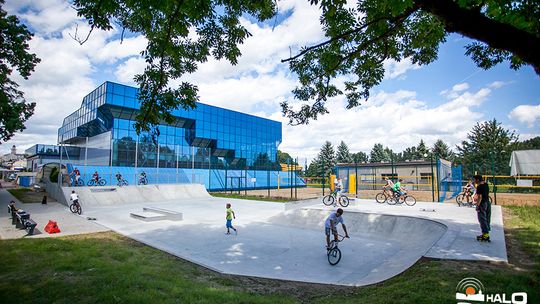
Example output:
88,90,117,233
226,203,237,235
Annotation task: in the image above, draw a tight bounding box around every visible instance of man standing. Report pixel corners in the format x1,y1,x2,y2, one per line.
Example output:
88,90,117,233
473,175,491,241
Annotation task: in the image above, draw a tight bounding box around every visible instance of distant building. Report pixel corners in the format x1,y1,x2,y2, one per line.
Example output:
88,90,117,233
0,145,25,168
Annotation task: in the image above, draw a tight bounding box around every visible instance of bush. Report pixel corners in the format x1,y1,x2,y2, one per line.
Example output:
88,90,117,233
49,167,59,183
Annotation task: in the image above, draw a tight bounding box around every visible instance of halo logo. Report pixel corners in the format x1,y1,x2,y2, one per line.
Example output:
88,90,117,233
456,277,527,304
456,278,485,302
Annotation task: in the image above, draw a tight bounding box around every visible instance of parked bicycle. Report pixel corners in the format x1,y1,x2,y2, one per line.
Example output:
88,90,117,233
87,178,106,186
323,191,349,207
327,234,347,265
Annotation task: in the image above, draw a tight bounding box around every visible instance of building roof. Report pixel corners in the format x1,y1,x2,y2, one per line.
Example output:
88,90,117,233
510,150,540,175
337,160,433,168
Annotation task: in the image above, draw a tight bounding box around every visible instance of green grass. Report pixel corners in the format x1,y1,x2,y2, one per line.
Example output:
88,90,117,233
0,233,295,304
6,188,41,203
505,205,540,263
0,207,538,303
211,192,291,202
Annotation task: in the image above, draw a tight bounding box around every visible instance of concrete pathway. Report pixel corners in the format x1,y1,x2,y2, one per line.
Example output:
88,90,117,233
0,189,109,239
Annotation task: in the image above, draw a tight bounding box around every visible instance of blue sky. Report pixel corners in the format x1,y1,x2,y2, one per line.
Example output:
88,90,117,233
2,0,539,161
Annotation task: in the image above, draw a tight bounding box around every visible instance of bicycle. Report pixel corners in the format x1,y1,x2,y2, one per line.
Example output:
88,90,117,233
138,176,148,185
386,191,416,206
323,191,349,207
69,199,82,215
117,179,129,187
87,178,106,186
70,177,84,187
456,192,492,207
375,188,394,204
327,234,347,265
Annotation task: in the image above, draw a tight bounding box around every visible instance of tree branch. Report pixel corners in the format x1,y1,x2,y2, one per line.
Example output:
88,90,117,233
415,0,540,74
281,11,415,63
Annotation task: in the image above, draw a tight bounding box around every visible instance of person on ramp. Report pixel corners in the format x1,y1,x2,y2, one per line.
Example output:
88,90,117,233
325,208,349,249
473,175,491,241
225,203,237,235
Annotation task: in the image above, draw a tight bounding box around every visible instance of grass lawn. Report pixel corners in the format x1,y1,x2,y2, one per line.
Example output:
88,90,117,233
0,207,538,303
7,188,45,203
211,192,291,202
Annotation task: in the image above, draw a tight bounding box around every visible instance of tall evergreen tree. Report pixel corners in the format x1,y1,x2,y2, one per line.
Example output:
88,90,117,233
370,143,390,162
416,140,429,159
336,141,352,163
317,141,336,176
456,119,517,177
351,151,369,163
432,139,454,160
401,146,418,161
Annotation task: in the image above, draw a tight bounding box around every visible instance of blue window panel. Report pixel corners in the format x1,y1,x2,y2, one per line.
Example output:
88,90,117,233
113,83,124,95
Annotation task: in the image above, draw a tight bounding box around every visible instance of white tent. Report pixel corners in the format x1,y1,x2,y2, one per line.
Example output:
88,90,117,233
509,149,540,176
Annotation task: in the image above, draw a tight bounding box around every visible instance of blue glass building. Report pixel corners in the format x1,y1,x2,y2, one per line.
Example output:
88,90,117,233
51,81,303,190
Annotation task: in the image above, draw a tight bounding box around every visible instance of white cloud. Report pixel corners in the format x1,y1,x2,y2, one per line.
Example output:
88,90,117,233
452,83,469,92
271,84,495,162
383,58,421,79
509,104,540,128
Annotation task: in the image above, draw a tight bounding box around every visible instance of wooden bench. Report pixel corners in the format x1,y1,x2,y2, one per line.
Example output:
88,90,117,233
15,212,30,229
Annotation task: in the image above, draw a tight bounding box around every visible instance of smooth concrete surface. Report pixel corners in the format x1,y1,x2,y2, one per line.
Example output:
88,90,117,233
327,198,508,262
0,189,109,239
2,184,508,286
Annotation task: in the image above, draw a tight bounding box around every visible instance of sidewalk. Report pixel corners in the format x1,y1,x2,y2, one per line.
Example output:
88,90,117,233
0,188,109,239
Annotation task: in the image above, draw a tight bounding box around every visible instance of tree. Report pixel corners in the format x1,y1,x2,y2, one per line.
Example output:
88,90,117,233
72,0,275,136
317,141,336,176
401,146,418,161
513,136,540,150
0,0,40,142
336,141,352,163
456,119,517,177
432,139,454,160
280,0,540,124
370,143,390,162
351,151,368,163
416,139,429,159
277,150,297,165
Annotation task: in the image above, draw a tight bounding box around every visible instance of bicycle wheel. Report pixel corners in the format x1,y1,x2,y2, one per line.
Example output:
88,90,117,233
456,194,464,206
375,192,387,204
327,248,342,265
77,179,84,186
76,204,82,215
123,180,129,186
98,179,106,186
87,180,94,186
322,195,334,206
405,195,416,206
339,196,349,207
69,203,77,213
387,196,397,205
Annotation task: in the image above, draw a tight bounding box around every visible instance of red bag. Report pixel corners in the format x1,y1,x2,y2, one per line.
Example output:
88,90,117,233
44,220,61,234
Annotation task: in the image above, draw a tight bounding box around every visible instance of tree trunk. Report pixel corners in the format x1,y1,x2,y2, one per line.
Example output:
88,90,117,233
416,0,540,75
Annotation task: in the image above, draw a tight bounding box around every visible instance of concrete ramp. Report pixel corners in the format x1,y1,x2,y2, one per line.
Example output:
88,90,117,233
269,208,447,285
62,184,210,209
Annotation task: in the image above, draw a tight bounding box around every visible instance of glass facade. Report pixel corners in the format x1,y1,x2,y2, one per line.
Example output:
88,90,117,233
57,81,282,171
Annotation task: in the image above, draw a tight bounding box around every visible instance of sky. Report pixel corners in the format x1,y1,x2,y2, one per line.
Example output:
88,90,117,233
2,0,540,163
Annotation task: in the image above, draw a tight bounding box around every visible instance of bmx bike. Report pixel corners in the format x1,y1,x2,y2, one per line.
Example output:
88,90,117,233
69,199,82,215
327,234,347,265
323,191,349,207
87,178,106,186
117,179,129,187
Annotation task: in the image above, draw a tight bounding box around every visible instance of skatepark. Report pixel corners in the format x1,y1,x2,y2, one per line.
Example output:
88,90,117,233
30,183,508,286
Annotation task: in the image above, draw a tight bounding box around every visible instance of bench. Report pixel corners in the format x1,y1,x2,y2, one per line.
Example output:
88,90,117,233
24,219,38,235
15,212,30,229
